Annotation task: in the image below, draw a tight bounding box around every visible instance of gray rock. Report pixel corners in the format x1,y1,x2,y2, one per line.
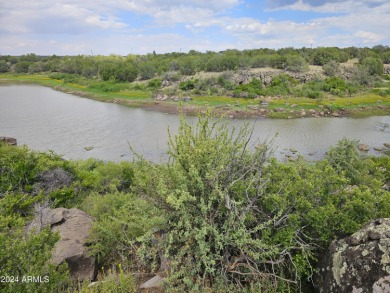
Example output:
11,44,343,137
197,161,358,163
0,137,17,145
358,144,370,151
27,208,96,281
140,275,164,289
373,276,390,293
33,168,73,195
315,218,390,293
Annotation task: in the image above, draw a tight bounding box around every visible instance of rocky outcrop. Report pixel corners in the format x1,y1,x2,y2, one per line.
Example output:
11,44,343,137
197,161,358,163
32,168,73,195
315,218,390,293
384,65,390,75
27,208,96,281
0,136,17,145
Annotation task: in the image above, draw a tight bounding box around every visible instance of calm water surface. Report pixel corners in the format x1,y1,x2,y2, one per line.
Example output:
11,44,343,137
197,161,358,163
0,84,389,162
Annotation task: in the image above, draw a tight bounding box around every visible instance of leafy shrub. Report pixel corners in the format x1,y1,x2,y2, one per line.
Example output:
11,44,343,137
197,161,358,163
162,71,181,82
251,54,283,68
351,66,376,86
312,48,348,66
147,78,162,89
179,79,197,91
138,63,157,80
325,138,366,184
285,54,309,72
0,193,71,292
0,60,10,72
136,115,315,291
233,78,263,98
262,73,298,96
179,58,196,75
361,57,384,76
323,60,340,77
83,192,164,266
99,61,138,82
322,76,350,96
305,90,324,99
206,54,238,72
0,144,68,194
71,159,134,193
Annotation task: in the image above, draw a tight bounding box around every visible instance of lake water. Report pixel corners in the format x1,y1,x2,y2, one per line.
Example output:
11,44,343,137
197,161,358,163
1,83,389,162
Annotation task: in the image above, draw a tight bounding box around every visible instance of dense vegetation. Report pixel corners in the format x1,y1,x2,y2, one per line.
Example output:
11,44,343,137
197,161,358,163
1,115,389,292
1,46,390,118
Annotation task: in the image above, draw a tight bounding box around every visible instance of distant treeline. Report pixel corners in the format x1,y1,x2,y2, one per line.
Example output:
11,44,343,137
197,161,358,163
0,45,389,82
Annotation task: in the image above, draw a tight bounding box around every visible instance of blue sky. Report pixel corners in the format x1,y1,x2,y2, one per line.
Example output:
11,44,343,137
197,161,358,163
0,0,389,55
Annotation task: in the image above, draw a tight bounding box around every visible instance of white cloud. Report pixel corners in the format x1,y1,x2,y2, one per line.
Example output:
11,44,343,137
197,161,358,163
0,1,127,34
0,0,388,55
266,0,388,13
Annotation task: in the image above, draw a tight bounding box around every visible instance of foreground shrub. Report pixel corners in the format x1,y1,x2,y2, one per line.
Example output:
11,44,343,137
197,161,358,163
0,194,71,292
136,114,314,291
83,192,164,267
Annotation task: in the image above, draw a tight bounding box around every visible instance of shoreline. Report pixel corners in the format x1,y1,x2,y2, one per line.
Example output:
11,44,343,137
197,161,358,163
1,75,390,119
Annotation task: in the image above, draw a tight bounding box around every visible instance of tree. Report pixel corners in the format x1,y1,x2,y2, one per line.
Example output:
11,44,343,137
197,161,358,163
285,54,309,73
138,62,157,80
361,57,384,76
14,62,31,73
322,60,340,77
0,60,10,73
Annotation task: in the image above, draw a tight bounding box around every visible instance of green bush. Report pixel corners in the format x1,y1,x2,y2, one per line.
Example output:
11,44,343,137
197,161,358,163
179,79,197,91
136,114,315,291
0,193,71,292
14,61,31,73
83,192,164,266
71,159,134,193
285,54,309,72
147,78,162,89
138,63,157,80
262,73,298,96
322,76,350,96
323,60,340,77
0,144,68,194
361,57,384,76
0,60,10,73
233,78,263,98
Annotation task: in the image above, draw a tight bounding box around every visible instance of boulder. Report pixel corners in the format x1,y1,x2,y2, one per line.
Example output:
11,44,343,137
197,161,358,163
140,275,164,289
32,168,73,195
315,218,390,293
26,208,96,281
0,136,17,145
384,143,390,149
358,144,370,152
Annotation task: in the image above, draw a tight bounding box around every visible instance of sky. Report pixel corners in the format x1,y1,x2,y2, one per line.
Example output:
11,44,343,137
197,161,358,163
0,0,389,56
